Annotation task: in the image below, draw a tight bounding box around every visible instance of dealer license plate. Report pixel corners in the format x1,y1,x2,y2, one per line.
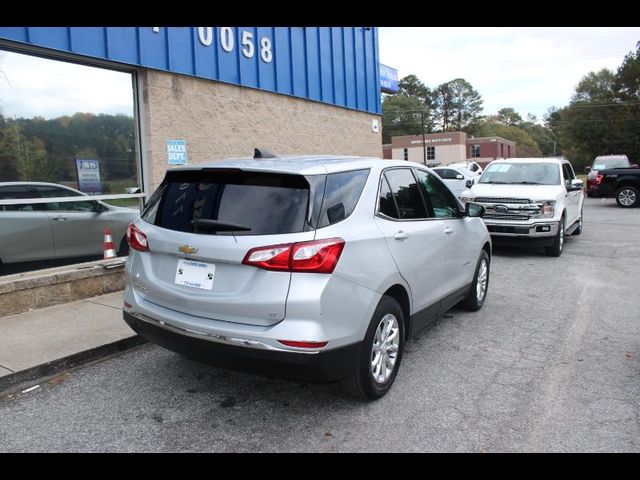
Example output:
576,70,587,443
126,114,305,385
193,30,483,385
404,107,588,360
174,259,215,290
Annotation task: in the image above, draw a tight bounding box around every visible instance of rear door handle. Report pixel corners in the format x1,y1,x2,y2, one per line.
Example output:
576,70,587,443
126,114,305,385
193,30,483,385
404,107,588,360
53,216,68,222
444,226,454,235
393,231,408,240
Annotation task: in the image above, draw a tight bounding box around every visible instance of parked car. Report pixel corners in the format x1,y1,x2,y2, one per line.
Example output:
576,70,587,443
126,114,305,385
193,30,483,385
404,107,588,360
588,165,640,208
432,166,477,198
460,158,584,257
0,182,138,273
449,161,483,176
586,155,631,197
122,154,492,399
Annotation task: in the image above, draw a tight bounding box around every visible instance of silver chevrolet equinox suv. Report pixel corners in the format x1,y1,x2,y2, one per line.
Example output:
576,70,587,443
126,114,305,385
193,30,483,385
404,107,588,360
123,154,492,399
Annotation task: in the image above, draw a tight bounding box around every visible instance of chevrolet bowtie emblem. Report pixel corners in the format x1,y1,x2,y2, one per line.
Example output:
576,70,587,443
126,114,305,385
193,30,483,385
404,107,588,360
178,245,198,255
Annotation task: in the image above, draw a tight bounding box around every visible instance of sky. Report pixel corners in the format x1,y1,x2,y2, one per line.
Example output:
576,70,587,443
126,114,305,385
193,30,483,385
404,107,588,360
0,50,134,119
378,27,640,121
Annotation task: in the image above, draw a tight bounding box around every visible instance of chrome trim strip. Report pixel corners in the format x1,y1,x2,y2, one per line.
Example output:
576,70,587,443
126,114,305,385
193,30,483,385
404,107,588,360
128,310,321,354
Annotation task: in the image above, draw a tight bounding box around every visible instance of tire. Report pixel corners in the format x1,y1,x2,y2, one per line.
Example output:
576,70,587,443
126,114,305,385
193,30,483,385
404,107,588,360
615,186,639,208
573,208,583,235
545,217,565,257
460,250,490,311
118,236,130,257
341,296,405,400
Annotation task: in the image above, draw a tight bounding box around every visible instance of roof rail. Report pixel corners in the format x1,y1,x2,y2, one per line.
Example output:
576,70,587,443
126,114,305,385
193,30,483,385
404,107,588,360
254,148,277,159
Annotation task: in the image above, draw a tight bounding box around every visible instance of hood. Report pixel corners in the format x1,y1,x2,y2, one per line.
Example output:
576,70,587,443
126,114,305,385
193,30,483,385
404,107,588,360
464,183,563,201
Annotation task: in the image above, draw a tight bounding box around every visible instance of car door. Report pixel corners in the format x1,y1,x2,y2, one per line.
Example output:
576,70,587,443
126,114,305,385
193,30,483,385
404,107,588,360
413,169,479,294
0,185,55,263
37,186,109,258
562,163,580,227
374,168,448,322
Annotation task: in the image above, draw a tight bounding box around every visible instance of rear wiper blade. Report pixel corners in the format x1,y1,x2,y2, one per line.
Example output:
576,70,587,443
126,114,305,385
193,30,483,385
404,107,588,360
191,219,251,231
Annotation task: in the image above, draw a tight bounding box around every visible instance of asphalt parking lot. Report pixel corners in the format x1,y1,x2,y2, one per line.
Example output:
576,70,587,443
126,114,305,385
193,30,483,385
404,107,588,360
1,197,639,452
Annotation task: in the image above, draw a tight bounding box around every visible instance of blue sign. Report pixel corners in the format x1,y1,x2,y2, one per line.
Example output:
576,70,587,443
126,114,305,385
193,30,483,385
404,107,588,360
0,27,382,115
75,159,101,194
167,140,188,165
380,64,399,94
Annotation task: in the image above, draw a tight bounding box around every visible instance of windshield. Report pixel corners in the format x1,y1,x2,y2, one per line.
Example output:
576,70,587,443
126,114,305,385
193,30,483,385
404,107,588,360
479,162,561,185
593,157,629,170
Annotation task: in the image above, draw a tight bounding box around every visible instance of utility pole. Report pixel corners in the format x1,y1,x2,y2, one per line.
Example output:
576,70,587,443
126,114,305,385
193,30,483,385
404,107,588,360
421,110,427,165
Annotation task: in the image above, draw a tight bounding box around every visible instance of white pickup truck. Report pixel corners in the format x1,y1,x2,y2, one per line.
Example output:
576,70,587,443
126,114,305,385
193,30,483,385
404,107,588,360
460,158,584,257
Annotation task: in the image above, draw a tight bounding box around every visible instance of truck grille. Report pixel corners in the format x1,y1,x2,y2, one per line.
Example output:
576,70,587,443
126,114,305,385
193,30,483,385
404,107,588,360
484,213,530,221
475,197,532,204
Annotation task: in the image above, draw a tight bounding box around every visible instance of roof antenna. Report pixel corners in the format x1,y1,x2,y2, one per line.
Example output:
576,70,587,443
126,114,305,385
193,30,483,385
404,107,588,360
254,148,277,159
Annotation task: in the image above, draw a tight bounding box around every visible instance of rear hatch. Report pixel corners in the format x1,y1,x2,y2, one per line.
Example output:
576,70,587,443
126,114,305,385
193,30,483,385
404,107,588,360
132,168,321,326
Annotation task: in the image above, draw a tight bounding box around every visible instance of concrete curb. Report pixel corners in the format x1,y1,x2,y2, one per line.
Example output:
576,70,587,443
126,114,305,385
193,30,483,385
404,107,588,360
0,335,147,395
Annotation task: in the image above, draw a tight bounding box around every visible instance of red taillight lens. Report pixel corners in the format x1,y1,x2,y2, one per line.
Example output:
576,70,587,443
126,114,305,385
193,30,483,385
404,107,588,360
277,340,328,349
242,238,345,274
127,223,149,252
290,238,345,273
596,174,604,185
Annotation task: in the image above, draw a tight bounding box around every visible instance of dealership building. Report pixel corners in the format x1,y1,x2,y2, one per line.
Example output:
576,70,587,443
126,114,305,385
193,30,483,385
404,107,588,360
383,132,517,167
0,27,384,199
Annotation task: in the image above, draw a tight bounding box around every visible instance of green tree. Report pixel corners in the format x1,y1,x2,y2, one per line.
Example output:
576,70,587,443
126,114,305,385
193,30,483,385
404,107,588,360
432,78,484,132
381,94,427,144
497,107,523,126
475,120,542,157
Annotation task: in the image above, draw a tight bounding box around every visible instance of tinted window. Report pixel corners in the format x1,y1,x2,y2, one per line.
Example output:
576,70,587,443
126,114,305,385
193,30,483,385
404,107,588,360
562,163,575,185
378,177,399,219
143,170,310,236
434,168,459,180
415,170,460,219
0,185,34,199
318,169,369,228
383,169,428,220
36,186,81,198
0,185,39,211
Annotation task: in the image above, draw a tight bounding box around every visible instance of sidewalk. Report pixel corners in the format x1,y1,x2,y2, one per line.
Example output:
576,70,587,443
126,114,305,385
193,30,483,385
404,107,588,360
0,291,145,394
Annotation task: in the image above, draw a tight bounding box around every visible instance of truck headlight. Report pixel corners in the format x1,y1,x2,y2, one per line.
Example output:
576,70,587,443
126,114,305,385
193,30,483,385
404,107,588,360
538,200,556,218
461,197,475,204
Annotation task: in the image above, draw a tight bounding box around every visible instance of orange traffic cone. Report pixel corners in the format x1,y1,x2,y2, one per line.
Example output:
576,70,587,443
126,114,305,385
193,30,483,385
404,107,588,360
103,228,117,259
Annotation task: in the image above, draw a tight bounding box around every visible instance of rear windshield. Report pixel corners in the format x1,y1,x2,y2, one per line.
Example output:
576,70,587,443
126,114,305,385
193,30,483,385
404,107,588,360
593,157,629,170
142,170,310,236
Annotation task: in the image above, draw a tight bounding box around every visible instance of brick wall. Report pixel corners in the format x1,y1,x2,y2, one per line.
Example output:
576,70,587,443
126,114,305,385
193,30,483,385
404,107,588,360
140,70,383,193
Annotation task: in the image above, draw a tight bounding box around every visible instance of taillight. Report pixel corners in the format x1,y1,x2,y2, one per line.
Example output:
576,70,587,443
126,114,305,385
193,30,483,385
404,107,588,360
127,223,149,252
242,238,345,274
596,174,604,185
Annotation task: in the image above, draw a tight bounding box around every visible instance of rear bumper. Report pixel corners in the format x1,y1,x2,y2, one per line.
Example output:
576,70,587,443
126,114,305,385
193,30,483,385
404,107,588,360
123,311,361,382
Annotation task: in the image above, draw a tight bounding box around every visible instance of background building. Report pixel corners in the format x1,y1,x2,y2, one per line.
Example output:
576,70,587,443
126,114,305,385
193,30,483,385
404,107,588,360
0,27,383,198
386,132,516,167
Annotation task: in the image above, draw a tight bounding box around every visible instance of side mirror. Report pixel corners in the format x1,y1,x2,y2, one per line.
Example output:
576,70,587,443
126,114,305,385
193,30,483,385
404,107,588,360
584,166,591,174
92,201,107,213
465,179,474,188
465,202,485,218
456,174,464,180
567,179,584,192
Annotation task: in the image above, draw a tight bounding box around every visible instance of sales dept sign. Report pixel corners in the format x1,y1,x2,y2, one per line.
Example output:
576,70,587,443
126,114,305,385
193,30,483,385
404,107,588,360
167,140,188,165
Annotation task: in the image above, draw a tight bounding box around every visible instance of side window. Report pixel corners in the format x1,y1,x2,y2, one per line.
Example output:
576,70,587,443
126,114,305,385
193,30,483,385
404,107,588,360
35,185,93,212
318,169,369,228
414,169,460,219
383,169,428,220
0,185,39,211
562,163,575,185
378,176,399,219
